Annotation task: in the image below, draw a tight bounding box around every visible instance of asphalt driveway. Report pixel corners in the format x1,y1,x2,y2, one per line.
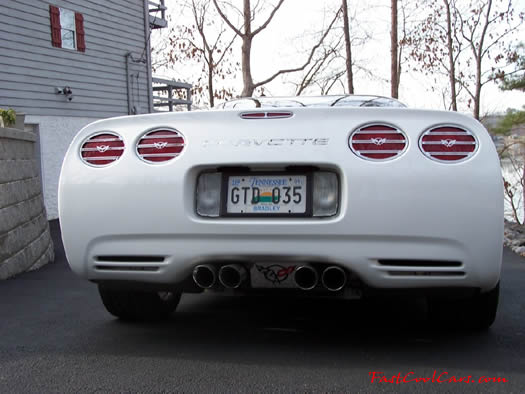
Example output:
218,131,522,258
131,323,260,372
0,221,524,393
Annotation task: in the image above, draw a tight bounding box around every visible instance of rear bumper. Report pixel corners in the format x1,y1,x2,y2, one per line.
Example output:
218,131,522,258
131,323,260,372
67,230,501,292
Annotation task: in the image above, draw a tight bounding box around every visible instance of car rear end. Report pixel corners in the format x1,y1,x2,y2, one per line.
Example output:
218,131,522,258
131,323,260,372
59,106,503,326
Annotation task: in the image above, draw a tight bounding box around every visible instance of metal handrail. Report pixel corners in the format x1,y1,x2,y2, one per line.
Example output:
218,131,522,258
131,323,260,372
152,77,192,111
149,0,167,29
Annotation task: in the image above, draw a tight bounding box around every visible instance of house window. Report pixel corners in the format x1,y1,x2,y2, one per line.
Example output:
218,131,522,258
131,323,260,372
49,5,86,52
60,8,76,49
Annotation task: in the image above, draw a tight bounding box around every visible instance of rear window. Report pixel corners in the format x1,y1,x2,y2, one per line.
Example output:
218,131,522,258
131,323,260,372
218,95,407,109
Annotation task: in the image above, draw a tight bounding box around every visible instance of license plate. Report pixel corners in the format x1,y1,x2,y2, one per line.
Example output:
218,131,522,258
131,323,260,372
225,174,308,215
250,262,299,288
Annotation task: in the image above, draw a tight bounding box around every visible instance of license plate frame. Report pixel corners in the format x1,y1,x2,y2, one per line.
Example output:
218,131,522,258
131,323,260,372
220,171,313,217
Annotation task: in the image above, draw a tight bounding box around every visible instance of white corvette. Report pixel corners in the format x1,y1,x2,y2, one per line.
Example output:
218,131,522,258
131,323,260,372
58,95,503,328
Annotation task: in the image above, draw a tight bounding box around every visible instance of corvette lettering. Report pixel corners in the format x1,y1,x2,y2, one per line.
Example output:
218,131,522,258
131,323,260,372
202,138,329,147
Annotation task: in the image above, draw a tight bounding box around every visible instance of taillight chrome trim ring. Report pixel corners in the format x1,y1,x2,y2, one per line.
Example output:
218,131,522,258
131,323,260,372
136,127,186,164
418,124,478,164
349,122,408,162
79,131,125,167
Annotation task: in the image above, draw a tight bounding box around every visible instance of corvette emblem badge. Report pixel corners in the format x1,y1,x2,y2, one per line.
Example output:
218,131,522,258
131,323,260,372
441,139,456,148
154,142,168,149
255,264,296,284
371,137,387,146
96,145,109,153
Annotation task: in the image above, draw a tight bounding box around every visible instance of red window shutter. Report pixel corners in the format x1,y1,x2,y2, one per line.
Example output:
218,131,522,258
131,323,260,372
49,5,62,48
75,12,86,52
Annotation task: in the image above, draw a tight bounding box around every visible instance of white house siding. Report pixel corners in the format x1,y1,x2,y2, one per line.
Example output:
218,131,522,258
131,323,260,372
0,0,153,219
25,115,98,219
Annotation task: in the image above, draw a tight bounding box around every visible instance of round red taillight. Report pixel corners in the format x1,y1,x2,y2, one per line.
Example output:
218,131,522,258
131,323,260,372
349,124,407,161
137,129,185,163
420,125,477,162
80,132,125,166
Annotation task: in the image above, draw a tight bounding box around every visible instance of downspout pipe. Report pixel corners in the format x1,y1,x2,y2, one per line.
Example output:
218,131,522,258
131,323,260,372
125,52,134,115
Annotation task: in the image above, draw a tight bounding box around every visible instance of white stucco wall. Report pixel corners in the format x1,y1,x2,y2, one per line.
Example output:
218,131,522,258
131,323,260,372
25,116,101,219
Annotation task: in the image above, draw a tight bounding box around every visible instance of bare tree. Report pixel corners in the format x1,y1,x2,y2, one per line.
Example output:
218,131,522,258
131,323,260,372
443,0,458,111
287,2,376,96
342,0,354,94
404,0,463,111
457,0,524,120
293,43,341,95
189,0,237,107
391,0,399,98
213,0,340,97
404,0,523,118
290,6,345,95
152,1,239,107
395,0,415,95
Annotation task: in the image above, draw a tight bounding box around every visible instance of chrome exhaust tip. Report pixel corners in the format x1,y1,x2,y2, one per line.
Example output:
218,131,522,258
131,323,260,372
219,264,247,289
294,265,318,290
321,266,347,292
192,264,217,289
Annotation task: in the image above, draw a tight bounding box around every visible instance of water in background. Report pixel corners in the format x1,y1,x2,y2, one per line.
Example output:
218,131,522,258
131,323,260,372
502,160,523,222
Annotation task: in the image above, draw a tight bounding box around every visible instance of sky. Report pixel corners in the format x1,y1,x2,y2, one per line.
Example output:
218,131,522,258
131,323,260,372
153,0,525,116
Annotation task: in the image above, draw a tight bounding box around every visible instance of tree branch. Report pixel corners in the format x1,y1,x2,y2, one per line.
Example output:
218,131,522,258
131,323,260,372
213,0,244,37
295,49,336,95
482,22,522,58
476,0,493,61
252,0,286,36
215,32,237,66
253,7,341,88
456,77,476,100
192,0,211,54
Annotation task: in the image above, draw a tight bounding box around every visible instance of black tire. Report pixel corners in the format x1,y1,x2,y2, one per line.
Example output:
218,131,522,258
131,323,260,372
98,286,181,321
428,283,499,330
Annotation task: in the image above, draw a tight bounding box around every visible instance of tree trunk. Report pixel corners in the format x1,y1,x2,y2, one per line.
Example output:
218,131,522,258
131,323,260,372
444,0,457,111
390,0,398,98
241,36,255,97
241,0,255,97
216,0,324,97
208,52,215,107
342,0,354,94
472,0,492,120
474,57,482,120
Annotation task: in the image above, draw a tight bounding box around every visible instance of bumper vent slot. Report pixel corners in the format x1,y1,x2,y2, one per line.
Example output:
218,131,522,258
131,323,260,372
95,265,159,272
94,255,166,272
377,259,465,278
378,259,462,267
387,271,465,277
96,255,165,263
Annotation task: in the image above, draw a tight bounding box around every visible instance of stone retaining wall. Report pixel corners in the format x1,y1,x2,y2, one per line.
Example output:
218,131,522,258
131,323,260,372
0,126,54,279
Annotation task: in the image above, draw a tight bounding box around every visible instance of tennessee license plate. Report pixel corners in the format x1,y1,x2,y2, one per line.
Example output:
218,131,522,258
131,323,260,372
225,174,308,215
